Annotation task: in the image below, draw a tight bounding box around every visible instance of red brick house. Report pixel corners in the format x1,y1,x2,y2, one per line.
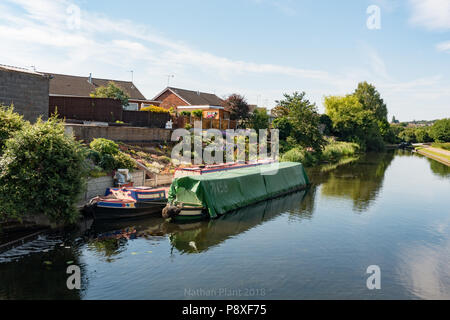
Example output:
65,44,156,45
153,87,224,111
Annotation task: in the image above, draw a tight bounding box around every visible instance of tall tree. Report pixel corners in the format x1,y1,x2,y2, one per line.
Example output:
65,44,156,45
222,94,250,120
275,92,324,151
354,82,388,122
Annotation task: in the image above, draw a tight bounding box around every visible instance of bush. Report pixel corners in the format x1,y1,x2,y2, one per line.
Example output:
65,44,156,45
192,109,203,118
140,105,169,113
321,141,359,162
280,147,317,166
89,138,136,171
0,105,28,155
180,111,191,116
0,116,87,223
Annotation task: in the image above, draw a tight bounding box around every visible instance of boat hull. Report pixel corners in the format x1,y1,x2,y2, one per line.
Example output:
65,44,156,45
87,201,167,221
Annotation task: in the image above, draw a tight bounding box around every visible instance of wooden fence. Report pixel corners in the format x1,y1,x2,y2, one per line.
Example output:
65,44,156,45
173,115,237,130
49,96,170,128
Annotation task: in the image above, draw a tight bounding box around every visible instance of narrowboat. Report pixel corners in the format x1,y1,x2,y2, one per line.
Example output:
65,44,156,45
163,162,310,222
84,187,169,221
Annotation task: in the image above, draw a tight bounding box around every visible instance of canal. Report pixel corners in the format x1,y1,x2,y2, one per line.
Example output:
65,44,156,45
0,150,449,299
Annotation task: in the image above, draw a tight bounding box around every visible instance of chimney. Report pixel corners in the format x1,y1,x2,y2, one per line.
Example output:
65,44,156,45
88,73,92,84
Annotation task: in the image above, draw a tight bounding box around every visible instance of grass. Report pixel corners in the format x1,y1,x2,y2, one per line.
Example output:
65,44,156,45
432,142,450,151
418,148,450,161
281,141,360,167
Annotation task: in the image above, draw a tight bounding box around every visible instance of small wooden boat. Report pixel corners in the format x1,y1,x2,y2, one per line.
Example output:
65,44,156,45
84,187,169,221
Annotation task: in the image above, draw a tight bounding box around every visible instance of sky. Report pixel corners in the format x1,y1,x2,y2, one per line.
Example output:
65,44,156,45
0,0,449,121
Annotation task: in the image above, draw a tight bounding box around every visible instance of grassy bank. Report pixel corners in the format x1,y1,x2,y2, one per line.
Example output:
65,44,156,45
281,140,360,167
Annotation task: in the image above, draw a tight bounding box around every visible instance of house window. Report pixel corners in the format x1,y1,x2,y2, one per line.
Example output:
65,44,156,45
206,111,217,119
124,102,139,111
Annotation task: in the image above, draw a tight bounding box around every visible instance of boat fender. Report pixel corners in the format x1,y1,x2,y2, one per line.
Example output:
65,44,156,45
162,205,181,219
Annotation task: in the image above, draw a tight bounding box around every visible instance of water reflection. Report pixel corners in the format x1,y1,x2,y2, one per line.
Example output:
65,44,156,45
308,152,395,212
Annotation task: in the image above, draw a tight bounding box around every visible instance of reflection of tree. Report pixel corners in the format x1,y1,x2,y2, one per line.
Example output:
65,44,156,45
170,190,308,254
427,157,450,178
314,152,395,212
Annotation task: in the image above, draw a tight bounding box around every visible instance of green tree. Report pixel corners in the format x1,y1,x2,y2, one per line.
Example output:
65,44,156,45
247,108,269,131
276,92,325,151
222,94,250,121
90,81,130,106
398,128,417,143
324,94,384,151
354,81,388,123
0,116,87,223
430,118,450,142
0,104,28,155
415,127,432,143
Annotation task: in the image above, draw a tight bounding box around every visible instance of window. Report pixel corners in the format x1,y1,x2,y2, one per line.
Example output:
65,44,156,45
124,102,139,111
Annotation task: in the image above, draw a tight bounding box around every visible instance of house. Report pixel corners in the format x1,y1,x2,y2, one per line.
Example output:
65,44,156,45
153,87,227,115
45,72,160,110
0,64,49,122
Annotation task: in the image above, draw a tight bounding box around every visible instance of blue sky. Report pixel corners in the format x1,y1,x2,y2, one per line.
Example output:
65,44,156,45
0,0,449,121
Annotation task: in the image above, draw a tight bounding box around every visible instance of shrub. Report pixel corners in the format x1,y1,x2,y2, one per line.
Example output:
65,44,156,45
185,123,192,130
180,111,191,116
89,138,136,171
0,116,87,223
192,109,203,118
281,147,317,166
321,141,359,162
140,105,169,113
0,105,28,155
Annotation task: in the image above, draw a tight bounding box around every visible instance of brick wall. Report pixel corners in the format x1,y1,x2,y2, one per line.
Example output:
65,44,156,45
0,68,49,122
157,91,188,110
65,123,172,143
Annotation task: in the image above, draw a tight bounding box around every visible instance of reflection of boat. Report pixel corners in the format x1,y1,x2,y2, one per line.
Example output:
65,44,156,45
169,190,308,253
164,162,310,221
84,187,169,221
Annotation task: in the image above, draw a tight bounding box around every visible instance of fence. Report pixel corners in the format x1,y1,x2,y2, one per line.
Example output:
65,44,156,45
49,96,170,128
49,96,123,123
123,110,170,128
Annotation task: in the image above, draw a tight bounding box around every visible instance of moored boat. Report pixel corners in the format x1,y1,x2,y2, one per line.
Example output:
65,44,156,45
84,187,169,221
163,162,310,222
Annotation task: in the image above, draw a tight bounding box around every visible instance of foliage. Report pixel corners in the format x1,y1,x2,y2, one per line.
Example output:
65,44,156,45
0,104,28,155
222,94,250,120
0,116,87,223
324,94,384,151
415,127,433,143
140,105,169,113
275,92,325,151
184,123,192,130
429,118,450,142
90,81,130,106
247,108,269,131
319,114,333,136
432,142,450,151
321,141,360,162
192,109,203,118
180,111,191,116
272,117,292,141
280,147,317,167
398,128,417,143
89,138,136,171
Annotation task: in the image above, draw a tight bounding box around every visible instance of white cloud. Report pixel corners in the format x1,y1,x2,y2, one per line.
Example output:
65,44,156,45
409,0,450,30
436,41,450,53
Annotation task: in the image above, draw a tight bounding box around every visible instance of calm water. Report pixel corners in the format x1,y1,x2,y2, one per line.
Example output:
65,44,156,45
1,151,449,300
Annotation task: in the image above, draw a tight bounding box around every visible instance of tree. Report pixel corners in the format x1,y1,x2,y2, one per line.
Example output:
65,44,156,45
430,118,450,142
90,81,130,106
319,114,333,135
415,127,432,143
0,116,87,223
222,94,250,120
0,104,28,155
324,94,384,151
398,128,417,143
247,108,269,131
354,82,388,123
276,92,325,151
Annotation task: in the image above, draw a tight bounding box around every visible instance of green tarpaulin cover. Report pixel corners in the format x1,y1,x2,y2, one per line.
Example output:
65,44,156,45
168,162,309,218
